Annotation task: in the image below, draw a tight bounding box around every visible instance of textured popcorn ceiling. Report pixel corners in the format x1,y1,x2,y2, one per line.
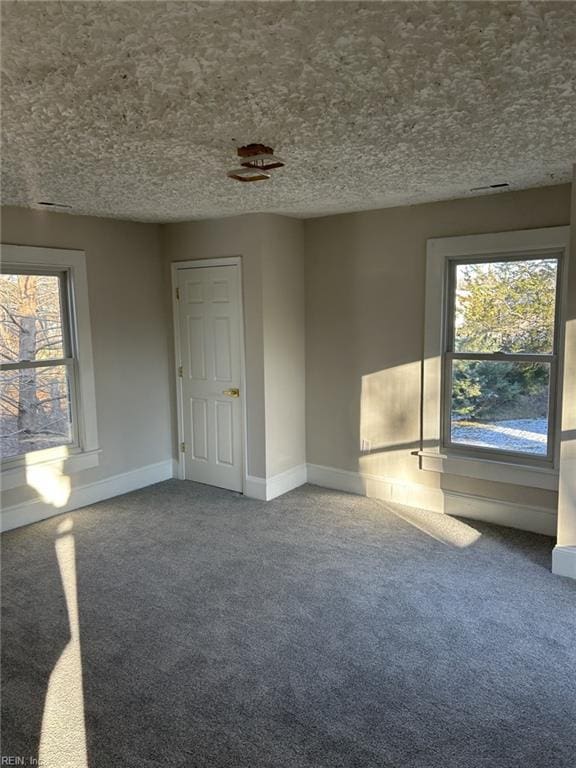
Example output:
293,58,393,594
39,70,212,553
1,1,575,223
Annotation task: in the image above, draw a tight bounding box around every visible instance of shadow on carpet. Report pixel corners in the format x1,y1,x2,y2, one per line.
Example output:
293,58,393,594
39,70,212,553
2,480,575,768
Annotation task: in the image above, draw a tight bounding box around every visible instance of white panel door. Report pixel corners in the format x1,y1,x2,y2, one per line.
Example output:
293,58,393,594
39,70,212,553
177,265,243,491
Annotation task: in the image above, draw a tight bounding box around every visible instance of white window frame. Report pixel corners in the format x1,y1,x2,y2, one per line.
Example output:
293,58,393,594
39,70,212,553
1,245,100,489
420,226,570,491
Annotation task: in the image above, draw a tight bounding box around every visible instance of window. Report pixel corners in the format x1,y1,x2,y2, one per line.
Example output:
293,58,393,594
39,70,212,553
444,256,560,462
421,226,569,490
0,245,99,488
1,270,78,460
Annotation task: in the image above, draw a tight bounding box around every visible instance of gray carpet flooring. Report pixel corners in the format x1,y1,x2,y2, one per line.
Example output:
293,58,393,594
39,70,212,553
2,480,576,768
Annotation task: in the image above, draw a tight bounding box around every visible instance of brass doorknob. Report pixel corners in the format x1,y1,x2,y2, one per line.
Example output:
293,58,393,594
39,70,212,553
222,388,240,398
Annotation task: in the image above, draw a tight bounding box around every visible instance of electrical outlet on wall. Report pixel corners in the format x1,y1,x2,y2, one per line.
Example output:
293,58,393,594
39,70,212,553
361,438,371,453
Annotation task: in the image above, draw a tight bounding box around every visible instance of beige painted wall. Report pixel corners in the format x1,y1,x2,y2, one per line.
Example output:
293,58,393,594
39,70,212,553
1,182,569,520
305,184,572,511
261,216,306,477
1,206,172,508
161,213,305,480
557,170,576,545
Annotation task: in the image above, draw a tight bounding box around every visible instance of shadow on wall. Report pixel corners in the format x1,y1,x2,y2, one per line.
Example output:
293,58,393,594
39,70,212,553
307,207,563,544
359,361,426,482
357,354,441,489
357,370,483,547
353,351,561,540
306,212,434,484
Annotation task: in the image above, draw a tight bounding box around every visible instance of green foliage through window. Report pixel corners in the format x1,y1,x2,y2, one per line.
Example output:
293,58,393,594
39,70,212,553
448,257,558,455
454,258,557,356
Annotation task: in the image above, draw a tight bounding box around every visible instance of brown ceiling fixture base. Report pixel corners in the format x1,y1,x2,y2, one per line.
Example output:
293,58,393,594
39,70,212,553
227,143,286,181
227,167,271,183
238,144,285,171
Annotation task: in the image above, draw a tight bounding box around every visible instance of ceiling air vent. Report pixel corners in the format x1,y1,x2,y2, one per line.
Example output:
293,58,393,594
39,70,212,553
469,182,510,192
36,201,72,209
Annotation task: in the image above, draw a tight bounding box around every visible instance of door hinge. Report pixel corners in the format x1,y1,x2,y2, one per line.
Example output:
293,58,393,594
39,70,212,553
178,365,183,378
176,286,180,300
180,442,186,453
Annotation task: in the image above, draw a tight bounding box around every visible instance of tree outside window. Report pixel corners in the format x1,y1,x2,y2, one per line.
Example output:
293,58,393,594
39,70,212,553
445,256,560,459
1,272,75,460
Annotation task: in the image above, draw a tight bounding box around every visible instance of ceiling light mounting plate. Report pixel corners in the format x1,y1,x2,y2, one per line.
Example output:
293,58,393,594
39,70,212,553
238,143,285,171
227,166,271,183
227,143,286,181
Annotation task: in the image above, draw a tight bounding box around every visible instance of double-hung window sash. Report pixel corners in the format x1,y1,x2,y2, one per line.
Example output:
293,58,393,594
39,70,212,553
442,253,561,463
0,269,78,461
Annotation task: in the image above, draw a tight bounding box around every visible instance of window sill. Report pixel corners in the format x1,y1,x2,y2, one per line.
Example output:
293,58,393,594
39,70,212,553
1,448,101,492
417,450,559,491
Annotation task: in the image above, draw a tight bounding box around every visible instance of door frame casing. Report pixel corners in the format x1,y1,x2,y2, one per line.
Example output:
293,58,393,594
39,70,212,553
171,257,248,492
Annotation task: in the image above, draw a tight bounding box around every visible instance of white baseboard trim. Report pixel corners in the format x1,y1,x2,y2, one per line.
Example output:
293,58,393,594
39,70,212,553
244,474,267,500
306,463,557,536
306,463,444,511
245,463,307,502
265,464,308,501
3,456,558,540
306,463,363,495
552,546,576,579
1,459,174,532
443,491,557,537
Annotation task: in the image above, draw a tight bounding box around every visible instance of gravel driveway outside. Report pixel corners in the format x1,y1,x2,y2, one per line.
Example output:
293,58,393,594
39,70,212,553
452,418,547,455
